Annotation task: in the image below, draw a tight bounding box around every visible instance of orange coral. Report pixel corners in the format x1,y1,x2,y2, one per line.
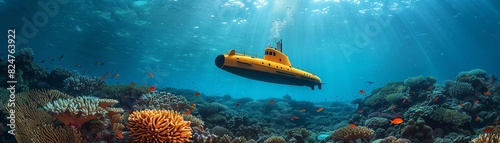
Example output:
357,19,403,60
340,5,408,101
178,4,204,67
127,109,192,143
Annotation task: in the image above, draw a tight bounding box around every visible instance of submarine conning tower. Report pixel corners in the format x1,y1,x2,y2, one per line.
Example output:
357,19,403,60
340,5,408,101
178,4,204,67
264,39,292,66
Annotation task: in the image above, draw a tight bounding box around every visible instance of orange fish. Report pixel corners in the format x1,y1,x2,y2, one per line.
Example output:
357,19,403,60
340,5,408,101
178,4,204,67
148,86,156,92
459,103,464,107
113,74,120,78
427,85,433,90
293,115,299,119
235,102,241,107
483,126,494,133
391,105,396,111
194,92,201,96
357,109,363,113
483,91,491,96
269,100,275,104
129,82,136,87
389,117,404,125
349,123,356,128
184,109,192,115
402,98,407,103
433,97,439,102
474,100,480,104
316,107,323,112
117,130,123,138
475,117,481,122
191,104,196,108
359,90,365,95
300,109,306,112
148,72,154,78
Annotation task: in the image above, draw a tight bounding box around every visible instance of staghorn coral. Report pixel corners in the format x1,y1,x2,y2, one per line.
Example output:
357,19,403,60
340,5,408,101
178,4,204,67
264,136,286,143
329,126,374,143
134,91,191,112
430,107,471,125
471,133,500,143
127,109,192,143
44,96,121,129
5,89,83,142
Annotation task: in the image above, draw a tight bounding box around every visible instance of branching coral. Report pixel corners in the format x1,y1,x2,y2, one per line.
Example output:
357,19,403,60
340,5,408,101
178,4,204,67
127,109,192,143
44,96,121,129
329,126,374,143
62,75,106,95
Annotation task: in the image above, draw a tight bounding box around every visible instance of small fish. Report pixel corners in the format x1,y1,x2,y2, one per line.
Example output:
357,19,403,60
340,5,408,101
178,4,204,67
41,60,46,63
474,100,480,104
433,97,439,102
113,73,120,78
184,109,192,115
357,109,363,113
483,126,494,133
50,58,55,62
101,75,107,79
492,75,496,82
402,98,407,103
148,86,156,92
391,105,396,111
194,92,201,96
427,85,433,90
492,121,500,125
365,81,374,84
316,107,323,112
75,64,81,67
95,62,99,65
101,62,106,65
235,102,241,107
191,104,196,108
148,72,154,78
483,91,491,96
349,123,356,128
359,90,365,95
290,117,295,121
103,85,108,89
293,115,299,119
459,103,464,107
269,100,275,104
475,117,481,122
300,109,306,112
389,96,393,100
117,130,123,138
389,117,404,125
129,82,136,87
58,54,64,59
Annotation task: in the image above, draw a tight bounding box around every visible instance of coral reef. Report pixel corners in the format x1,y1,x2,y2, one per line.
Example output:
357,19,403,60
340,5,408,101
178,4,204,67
329,126,374,142
364,82,407,107
44,96,121,129
430,107,471,125
133,91,191,112
444,80,474,98
264,136,286,143
127,109,192,142
471,133,500,143
62,75,106,96
402,118,434,142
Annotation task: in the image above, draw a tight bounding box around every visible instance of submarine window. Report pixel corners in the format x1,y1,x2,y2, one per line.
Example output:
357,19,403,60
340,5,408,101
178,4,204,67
280,67,282,69
276,66,278,68
279,58,281,61
273,52,276,56
262,62,264,64
265,51,268,55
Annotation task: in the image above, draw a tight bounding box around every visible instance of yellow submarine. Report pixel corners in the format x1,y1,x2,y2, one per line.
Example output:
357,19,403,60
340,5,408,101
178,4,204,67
214,39,322,90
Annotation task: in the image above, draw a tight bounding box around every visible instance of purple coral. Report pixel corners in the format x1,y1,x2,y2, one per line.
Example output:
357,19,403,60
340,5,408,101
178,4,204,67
62,75,106,96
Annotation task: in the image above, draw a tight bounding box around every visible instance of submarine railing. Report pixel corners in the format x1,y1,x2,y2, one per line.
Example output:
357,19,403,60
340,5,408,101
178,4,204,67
227,50,259,58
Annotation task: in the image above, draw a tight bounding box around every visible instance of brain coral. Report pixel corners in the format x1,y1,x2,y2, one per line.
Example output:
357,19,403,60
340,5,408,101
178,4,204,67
127,109,192,143
330,126,374,142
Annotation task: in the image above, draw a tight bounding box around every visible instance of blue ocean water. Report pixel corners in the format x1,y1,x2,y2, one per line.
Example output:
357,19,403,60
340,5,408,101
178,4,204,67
1,0,499,103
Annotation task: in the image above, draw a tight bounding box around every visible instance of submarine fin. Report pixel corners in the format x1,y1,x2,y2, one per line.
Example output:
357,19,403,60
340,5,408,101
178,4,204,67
318,84,322,90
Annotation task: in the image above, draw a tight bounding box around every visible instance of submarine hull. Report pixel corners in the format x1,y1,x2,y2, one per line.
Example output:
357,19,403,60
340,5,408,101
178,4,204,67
215,54,322,90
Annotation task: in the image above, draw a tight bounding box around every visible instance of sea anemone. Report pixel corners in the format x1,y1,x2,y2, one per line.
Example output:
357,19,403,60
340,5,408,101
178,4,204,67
127,109,192,143
330,126,374,143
